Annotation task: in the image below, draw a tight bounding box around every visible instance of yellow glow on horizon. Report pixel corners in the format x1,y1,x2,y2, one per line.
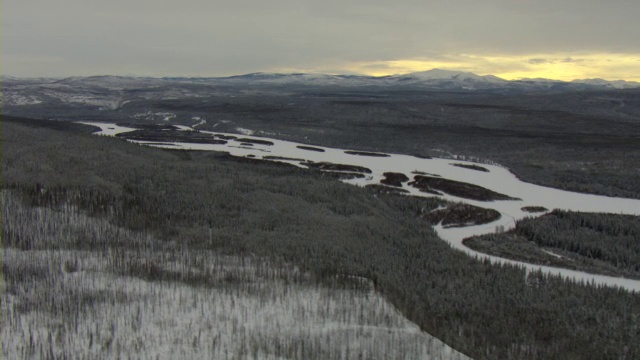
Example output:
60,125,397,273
342,53,640,82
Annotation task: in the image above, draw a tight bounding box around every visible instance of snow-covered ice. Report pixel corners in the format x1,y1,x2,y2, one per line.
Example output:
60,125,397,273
79,122,138,136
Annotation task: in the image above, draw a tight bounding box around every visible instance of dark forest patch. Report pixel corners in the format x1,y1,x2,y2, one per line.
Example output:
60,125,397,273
117,129,228,145
413,154,433,159
297,145,325,152
139,142,181,146
302,161,372,174
409,175,519,201
263,156,306,162
235,138,274,146
521,206,548,213
422,203,501,228
215,134,238,140
344,150,390,157
451,163,490,172
380,172,410,187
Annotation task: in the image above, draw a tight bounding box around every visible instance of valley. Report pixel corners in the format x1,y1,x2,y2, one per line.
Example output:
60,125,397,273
6,0,640,356
82,121,640,291
3,73,640,359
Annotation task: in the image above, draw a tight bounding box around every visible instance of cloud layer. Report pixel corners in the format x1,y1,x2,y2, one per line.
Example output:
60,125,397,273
4,0,640,80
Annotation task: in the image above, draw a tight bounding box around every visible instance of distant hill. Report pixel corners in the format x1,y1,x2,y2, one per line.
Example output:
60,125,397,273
3,69,638,91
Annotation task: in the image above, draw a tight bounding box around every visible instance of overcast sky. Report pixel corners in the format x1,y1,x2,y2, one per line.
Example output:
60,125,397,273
4,0,640,80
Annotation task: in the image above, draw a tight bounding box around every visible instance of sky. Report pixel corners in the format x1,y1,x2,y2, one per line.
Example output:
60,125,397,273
3,0,640,81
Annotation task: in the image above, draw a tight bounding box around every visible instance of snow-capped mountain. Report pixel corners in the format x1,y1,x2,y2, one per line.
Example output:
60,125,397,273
200,69,639,90
212,69,510,89
391,69,505,82
386,69,507,89
571,78,640,90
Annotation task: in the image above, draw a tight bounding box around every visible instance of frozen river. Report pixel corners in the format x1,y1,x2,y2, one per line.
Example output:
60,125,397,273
81,122,640,291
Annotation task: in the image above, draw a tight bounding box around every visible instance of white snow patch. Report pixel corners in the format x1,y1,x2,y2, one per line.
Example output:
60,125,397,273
172,125,193,131
191,117,206,127
236,127,256,135
2,249,470,359
541,249,565,260
78,122,138,136
133,111,176,121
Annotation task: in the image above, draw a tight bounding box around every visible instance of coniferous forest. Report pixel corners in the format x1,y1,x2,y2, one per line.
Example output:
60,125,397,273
465,210,640,280
3,117,640,359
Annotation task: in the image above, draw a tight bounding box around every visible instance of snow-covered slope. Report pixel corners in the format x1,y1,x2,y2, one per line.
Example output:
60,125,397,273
393,69,504,82
388,69,507,89
217,69,509,88
214,69,639,90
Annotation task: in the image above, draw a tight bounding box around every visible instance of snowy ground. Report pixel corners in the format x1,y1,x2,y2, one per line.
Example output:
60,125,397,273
80,122,640,291
3,93,43,106
2,191,470,359
2,248,470,360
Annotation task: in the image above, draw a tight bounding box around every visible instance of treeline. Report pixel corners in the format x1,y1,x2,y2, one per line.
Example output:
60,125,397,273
3,117,640,360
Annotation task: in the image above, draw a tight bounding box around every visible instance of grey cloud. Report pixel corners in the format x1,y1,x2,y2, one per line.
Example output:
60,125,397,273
528,59,553,65
4,0,640,77
561,58,585,63
528,57,588,66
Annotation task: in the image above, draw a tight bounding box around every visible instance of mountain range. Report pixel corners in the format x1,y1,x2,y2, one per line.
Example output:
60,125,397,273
2,69,639,91
174,69,640,90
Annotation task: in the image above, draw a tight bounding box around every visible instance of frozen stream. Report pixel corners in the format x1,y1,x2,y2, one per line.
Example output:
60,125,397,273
81,122,640,292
